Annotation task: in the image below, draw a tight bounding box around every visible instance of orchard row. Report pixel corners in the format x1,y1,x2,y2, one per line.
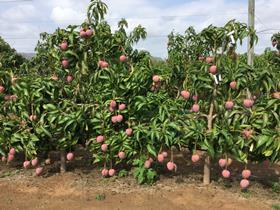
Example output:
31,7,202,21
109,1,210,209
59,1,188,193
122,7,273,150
0,0,279,188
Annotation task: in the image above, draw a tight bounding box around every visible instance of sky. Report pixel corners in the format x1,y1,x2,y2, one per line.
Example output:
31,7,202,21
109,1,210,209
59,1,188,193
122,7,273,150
0,0,279,58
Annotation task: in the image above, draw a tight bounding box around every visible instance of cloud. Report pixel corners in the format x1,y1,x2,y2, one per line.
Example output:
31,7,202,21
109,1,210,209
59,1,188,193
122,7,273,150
0,0,279,56
1,4,38,21
104,0,249,56
48,0,89,25
48,0,89,8
50,7,85,25
0,4,42,52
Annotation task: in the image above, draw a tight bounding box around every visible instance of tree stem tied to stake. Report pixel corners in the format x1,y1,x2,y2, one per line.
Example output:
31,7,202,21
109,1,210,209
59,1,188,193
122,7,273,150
203,88,217,185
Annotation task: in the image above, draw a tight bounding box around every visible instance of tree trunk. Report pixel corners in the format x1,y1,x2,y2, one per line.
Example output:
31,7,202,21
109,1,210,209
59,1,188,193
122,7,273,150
203,98,215,185
203,155,211,185
60,149,66,173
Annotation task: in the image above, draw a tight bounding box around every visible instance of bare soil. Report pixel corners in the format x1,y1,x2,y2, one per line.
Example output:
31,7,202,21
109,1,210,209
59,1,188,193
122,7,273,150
0,149,279,210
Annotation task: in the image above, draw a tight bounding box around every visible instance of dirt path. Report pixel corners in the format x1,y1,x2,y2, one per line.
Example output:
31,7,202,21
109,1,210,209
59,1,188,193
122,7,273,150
0,171,278,210
0,150,279,210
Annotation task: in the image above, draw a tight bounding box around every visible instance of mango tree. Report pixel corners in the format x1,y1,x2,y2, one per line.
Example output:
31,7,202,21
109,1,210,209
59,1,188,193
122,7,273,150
0,36,26,71
167,20,280,185
1,0,153,174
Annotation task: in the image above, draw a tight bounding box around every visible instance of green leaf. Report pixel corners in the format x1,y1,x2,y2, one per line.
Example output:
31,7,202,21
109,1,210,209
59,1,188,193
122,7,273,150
147,144,157,157
256,135,269,148
41,127,52,138
43,104,57,111
263,150,273,157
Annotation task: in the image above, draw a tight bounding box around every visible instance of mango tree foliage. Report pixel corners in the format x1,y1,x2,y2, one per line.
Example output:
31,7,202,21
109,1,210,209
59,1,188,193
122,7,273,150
0,1,279,186
167,20,280,184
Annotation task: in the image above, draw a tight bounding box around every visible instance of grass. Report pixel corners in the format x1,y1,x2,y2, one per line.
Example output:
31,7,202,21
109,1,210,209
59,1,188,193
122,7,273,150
118,169,128,178
95,193,106,201
272,182,280,193
272,204,280,210
0,169,20,178
240,189,251,198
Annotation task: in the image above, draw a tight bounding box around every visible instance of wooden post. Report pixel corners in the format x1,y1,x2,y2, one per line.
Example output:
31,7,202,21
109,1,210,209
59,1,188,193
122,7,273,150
247,0,255,66
60,149,66,173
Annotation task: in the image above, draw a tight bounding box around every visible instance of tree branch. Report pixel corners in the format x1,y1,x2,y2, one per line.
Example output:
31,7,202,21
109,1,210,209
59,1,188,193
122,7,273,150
200,113,208,119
